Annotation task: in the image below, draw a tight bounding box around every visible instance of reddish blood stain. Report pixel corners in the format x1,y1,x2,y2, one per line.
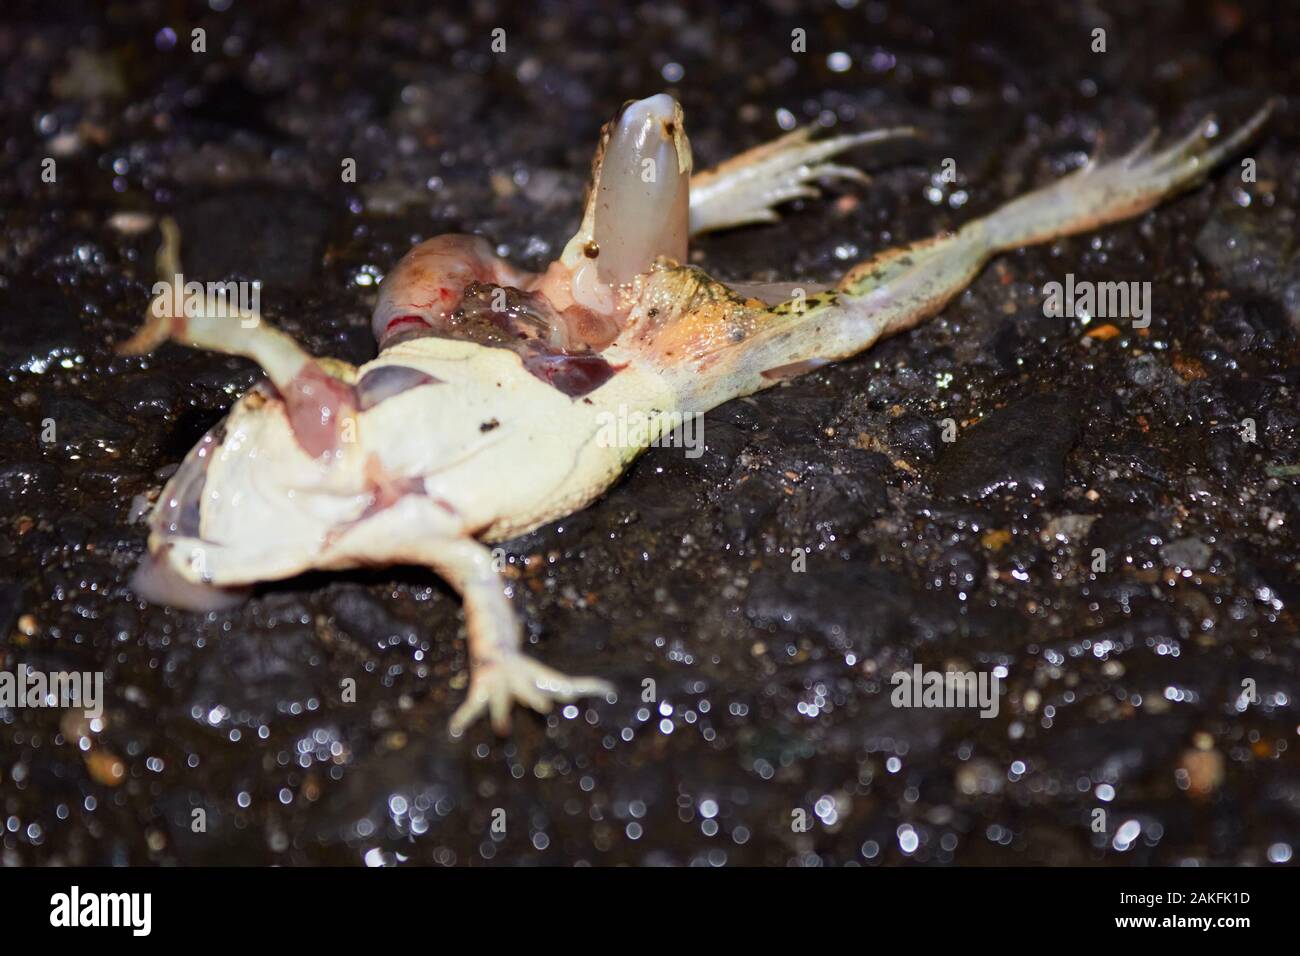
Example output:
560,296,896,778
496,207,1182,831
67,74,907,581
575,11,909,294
384,314,430,334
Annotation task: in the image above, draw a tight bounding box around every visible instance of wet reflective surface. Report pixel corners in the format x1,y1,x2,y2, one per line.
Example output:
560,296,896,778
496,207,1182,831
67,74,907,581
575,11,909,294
1,0,1298,865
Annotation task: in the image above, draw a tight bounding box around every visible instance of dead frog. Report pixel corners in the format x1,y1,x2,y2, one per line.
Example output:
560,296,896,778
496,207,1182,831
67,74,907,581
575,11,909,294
119,93,1273,734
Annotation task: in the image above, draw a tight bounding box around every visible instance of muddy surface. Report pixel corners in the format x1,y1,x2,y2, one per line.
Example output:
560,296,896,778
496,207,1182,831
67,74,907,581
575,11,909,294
2,0,1298,865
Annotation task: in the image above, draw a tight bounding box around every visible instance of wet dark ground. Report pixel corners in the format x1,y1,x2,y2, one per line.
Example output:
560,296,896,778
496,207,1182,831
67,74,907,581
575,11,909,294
1,0,1298,866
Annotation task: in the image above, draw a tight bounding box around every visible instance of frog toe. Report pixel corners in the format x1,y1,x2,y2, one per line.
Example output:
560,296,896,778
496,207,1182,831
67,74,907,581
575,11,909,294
688,124,916,234
450,651,614,737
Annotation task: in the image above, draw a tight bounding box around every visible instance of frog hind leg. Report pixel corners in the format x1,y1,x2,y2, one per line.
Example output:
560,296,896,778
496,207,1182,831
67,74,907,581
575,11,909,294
688,124,916,235
677,103,1273,410
118,218,358,458
977,104,1274,252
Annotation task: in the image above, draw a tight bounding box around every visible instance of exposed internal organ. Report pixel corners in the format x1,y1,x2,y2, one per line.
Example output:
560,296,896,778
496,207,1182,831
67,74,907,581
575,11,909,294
371,234,528,340
532,93,691,318
282,363,358,459
586,93,690,291
385,281,621,397
355,364,442,410
262,365,442,458
374,238,621,397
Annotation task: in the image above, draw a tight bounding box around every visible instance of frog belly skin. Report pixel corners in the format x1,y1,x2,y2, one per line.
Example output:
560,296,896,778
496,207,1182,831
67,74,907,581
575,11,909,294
352,338,675,541
147,337,675,590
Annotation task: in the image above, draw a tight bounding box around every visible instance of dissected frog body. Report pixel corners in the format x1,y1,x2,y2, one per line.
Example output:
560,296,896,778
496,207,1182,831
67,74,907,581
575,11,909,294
119,93,1272,734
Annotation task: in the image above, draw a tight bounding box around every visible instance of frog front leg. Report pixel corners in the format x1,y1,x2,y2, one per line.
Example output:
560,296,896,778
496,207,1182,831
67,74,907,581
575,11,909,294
447,543,614,736
688,123,916,234
119,217,358,459
388,534,613,735
138,475,614,734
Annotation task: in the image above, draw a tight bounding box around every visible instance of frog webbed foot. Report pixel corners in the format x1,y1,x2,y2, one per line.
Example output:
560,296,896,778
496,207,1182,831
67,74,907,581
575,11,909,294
980,101,1276,251
688,124,916,234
